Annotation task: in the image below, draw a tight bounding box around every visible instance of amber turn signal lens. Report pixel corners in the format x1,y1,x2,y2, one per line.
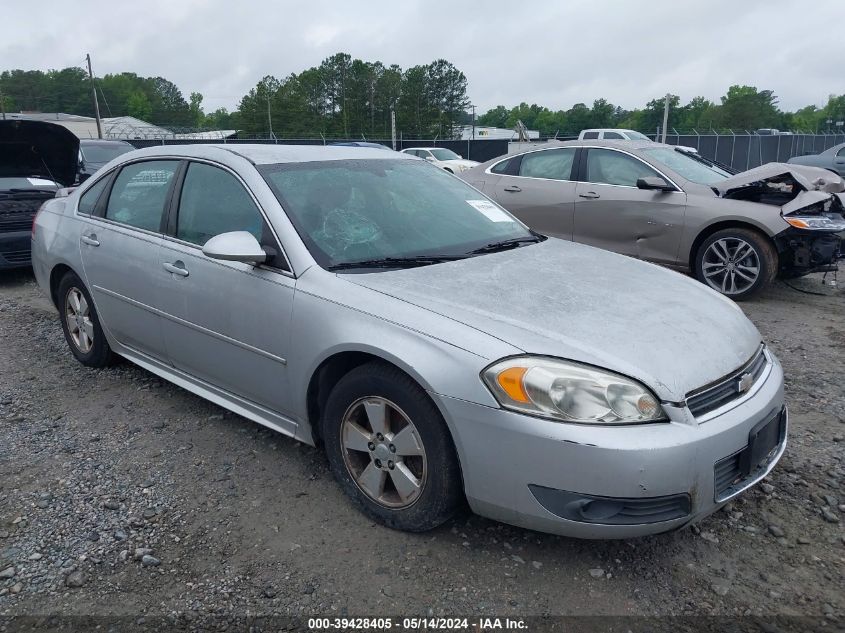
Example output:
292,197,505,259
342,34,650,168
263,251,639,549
496,366,530,403
784,217,810,229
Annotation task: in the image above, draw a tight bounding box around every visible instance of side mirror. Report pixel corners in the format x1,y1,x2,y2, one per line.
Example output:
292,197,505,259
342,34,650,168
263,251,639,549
637,176,674,192
424,156,435,162
202,231,267,265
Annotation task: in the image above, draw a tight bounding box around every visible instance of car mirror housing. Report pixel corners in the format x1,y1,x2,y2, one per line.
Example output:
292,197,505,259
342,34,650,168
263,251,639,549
202,231,267,265
637,176,674,192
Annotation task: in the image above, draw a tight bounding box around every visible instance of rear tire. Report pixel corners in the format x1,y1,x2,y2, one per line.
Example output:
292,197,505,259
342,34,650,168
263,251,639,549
57,272,117,367
321,361,462,532
694,228,777,300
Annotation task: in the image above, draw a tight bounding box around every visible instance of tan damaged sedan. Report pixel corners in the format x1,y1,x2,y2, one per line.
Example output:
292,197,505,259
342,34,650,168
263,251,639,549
460,140,845,299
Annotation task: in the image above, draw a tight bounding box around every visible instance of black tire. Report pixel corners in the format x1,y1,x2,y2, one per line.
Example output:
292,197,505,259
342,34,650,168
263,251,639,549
694,228,778,301
322,361,462,531
57,271,117,367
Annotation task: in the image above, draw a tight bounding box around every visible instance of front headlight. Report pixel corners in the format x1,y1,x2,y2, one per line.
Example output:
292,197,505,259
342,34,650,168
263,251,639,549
482,357,666,424
784,215,845,231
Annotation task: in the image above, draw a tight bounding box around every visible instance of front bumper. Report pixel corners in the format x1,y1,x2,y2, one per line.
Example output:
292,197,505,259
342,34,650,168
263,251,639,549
0,230,32,269
435,352,786,539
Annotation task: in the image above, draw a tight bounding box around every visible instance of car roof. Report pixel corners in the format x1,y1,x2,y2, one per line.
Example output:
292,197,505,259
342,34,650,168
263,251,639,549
581,128,640,133
524,139,666,151
118,143,417,165
80,139,134,146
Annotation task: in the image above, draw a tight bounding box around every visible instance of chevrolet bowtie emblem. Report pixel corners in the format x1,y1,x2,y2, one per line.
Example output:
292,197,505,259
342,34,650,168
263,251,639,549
737,372,754,394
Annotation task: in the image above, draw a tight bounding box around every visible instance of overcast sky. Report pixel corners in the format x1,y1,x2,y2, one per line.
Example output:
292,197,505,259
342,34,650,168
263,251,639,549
3,0,839,114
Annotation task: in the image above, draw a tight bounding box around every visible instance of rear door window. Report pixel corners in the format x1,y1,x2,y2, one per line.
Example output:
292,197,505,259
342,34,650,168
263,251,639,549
603,132,625,139
105,161,178,232
581,131,600,139
518,148,576,180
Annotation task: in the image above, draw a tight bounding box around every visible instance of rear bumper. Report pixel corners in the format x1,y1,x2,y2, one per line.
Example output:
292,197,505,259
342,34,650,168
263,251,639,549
0,230,31,269
435,352,786,539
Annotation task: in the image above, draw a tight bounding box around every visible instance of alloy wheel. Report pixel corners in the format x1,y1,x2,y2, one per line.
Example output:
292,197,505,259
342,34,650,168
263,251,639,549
65,287,94,354
340,396,427,509
701,238,761,295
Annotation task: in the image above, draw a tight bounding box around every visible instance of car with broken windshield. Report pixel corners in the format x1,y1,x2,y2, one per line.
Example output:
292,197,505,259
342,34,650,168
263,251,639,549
32,144,787,538
461,139,845,299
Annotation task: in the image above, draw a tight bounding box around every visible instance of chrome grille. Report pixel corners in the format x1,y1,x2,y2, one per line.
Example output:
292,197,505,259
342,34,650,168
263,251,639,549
686,346,768,418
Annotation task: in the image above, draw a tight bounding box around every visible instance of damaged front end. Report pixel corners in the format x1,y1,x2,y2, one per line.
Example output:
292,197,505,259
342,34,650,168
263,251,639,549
716,164,845,277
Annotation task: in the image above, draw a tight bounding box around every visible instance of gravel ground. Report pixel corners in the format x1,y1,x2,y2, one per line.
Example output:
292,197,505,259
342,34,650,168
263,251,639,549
0,268,843,631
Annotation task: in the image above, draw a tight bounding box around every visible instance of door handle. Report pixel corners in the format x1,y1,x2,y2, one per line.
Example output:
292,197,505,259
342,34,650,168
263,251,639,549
579,192,600,199
503,185,522,192
80,234,100,247
163,261,190,277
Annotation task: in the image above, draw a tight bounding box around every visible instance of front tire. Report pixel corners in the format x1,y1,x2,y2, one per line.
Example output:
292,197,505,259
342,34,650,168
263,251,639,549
694,228,777,300
321,362,462,531
57,272,116,367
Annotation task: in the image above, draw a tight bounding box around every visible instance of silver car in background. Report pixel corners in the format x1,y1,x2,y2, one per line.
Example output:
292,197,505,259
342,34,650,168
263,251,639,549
787,141,845,178
461,140,845,299
32,145,786,538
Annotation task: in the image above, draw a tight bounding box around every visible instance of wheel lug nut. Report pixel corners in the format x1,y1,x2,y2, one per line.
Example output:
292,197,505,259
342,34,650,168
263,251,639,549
367,442,375,451
375,459,383,468
388,461,394,470
376,433,384,441
389,444,396,453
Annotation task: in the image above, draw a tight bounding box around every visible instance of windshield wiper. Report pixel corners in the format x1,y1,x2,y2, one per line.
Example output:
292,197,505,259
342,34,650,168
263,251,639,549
327,255,466,271
0,188,58,195
467,234,545,255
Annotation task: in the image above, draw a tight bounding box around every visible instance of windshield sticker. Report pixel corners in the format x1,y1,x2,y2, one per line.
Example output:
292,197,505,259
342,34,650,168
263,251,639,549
467,199,513,222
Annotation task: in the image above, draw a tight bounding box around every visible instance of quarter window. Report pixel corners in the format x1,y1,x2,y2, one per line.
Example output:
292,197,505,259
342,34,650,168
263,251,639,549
837,147,845,157
581,131,600,139
105,161,178,231
176,162,265,247
585,149,660,187
77,176,109,215
518,148,575,180
491,157,515,174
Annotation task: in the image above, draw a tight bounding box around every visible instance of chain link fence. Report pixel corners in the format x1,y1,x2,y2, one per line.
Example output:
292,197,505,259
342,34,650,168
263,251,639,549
127,132,845,172
648,132,845,171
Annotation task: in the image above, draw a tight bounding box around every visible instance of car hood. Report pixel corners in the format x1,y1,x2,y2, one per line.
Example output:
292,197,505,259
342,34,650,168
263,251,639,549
714,162,844,195
342,239,761,401
0,120,79,187
443,159,479,168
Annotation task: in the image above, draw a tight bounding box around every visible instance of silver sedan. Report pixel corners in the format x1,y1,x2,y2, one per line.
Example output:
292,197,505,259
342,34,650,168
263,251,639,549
31,145,787,538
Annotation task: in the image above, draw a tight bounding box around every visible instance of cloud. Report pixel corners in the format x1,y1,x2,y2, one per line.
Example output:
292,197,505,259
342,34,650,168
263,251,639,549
1,0,838,114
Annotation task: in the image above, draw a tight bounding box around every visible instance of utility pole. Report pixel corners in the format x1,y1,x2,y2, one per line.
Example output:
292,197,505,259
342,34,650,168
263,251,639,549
471,104,476,140
390,106,397,150
0,87,6,120
266,92,275,140
86,54,103,139
660,93,670,144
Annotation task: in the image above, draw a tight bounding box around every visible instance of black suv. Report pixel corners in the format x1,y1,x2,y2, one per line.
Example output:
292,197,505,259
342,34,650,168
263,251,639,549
0,120,79,269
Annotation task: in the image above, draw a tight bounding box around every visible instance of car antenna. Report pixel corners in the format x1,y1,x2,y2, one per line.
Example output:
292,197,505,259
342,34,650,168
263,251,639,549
31,145,59,184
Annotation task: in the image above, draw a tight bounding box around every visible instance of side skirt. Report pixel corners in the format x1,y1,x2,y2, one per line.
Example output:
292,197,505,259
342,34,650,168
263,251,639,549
114,344,305,444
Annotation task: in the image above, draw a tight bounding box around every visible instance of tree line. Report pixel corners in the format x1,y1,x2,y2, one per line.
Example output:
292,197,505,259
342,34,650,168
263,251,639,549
480,88,845,136
1,57,843,138
0,53,470,138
